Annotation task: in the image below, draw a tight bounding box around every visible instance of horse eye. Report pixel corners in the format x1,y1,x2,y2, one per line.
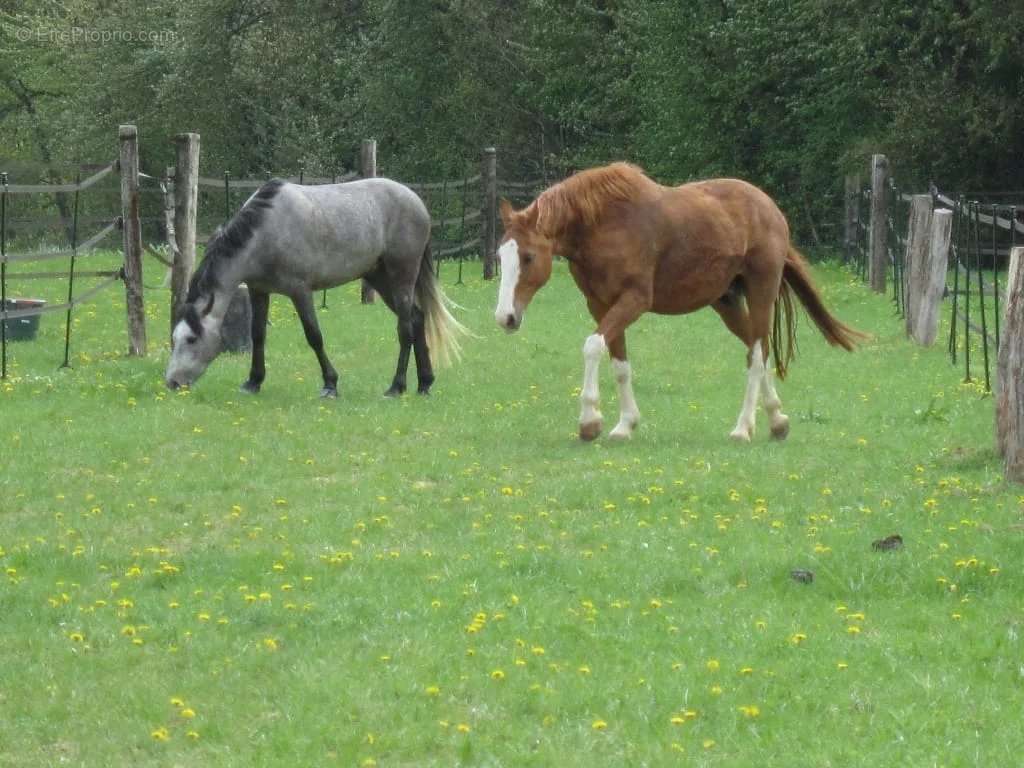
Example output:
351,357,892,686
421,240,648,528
522,253,534,265
186,336,198,345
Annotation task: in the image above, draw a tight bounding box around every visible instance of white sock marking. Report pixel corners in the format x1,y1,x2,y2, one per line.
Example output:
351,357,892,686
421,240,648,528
731,340,764,440
580,333,606,425
609,358,640,439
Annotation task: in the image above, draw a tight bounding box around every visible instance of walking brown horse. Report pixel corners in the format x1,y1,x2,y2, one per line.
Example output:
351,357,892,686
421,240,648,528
493,162,864,442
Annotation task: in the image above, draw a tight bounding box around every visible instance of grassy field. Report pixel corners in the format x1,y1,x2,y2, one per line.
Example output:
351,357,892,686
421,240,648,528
1,254,1021,767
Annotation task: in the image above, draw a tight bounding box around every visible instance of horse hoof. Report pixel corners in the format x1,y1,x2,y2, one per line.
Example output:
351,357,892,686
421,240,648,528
417,385,432,396
771,416,790,440
240,381,261,394
609,419,637,440
320,387,338,399
729,427,752,443
579,420,603,442
383,385,405,398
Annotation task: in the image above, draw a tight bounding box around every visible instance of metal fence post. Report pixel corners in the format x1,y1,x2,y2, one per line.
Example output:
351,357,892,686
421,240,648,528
61,171,81,368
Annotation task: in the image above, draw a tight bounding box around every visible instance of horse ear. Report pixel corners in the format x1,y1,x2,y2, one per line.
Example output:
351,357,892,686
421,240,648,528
201,293,215,317
499,198,514,227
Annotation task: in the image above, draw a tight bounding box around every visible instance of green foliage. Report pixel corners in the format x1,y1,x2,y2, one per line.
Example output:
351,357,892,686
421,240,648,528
1,1,1023,231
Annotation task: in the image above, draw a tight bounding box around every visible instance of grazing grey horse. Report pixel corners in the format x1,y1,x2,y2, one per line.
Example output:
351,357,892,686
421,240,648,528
165,178,466,397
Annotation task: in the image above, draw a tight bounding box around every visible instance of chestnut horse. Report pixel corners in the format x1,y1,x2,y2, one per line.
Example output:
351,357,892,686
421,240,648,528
494,162,863,442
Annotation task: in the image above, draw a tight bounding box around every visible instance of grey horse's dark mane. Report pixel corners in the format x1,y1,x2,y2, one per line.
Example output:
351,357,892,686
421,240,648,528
185,178,284,304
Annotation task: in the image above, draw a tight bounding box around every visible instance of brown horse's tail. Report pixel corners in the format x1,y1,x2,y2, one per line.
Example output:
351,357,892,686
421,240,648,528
771,247,866,380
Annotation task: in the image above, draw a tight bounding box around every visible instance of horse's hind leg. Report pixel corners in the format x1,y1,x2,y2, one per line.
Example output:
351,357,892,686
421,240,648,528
712,296,762,442
385,303,414,397
241,289,270,394
411,306,434,394
290,290,339,398
723,269,789,442
760,359,789,440
363,265,415,397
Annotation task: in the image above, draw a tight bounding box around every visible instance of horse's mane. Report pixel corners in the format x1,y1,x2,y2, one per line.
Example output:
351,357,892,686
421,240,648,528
531,162,654,237
186,178,284,302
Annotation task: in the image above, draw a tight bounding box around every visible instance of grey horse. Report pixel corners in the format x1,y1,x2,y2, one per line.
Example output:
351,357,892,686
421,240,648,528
165,178,467,397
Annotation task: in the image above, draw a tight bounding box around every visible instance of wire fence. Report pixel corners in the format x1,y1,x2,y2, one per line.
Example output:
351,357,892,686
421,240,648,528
190,168,490,290
0,140,563,379
848,178,1023,389
0,164,128,378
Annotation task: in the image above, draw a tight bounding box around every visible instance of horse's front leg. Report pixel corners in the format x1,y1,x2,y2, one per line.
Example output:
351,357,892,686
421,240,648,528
241,290,270,394
578,289,650,441
607,334,640,440
290,290,339,398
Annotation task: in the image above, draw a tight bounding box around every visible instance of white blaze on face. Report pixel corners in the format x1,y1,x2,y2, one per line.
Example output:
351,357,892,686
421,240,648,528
494,238,521,328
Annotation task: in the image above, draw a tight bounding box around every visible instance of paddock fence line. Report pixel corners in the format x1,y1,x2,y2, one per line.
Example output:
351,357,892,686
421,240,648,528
844,156,1023,391
4,132,559,375
0,158,129,379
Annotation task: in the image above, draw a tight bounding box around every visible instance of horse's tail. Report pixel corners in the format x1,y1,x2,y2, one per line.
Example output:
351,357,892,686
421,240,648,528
414,244,470,367
772,247,866,380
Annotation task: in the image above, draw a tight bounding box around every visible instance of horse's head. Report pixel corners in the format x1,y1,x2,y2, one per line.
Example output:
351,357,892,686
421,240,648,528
165,291,223,390
494,199,554,332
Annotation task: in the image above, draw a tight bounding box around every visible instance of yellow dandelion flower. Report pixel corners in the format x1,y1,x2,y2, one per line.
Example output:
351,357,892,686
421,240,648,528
846,625,861,635
263,637,278,651
703,739,716,749
837,662,849,670
491,669,506,681
150,726,171,742
591,719,608,731
170,697,185,708
738,705,761,718
706,659,720,672
456,723,471,733
670,715,686,726
577,665,591,675
425,685,440,696
710,685,723,696
68,632,84,643
186,730,199,740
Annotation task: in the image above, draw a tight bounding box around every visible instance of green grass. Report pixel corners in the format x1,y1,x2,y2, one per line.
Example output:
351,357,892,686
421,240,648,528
1,254,1022,767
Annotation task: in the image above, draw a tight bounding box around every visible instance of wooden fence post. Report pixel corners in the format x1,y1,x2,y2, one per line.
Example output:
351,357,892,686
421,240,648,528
118,124,146,356
360,138,377,304
843,173,859,263
997,246,1024,483
903,194,932,337
868,154,889,293
160,166,177,289
171,133,200,336
482,147,497,280
908,208,952,347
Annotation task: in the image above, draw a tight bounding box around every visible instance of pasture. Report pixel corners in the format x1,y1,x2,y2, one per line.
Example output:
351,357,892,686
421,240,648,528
1,254,1021,767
